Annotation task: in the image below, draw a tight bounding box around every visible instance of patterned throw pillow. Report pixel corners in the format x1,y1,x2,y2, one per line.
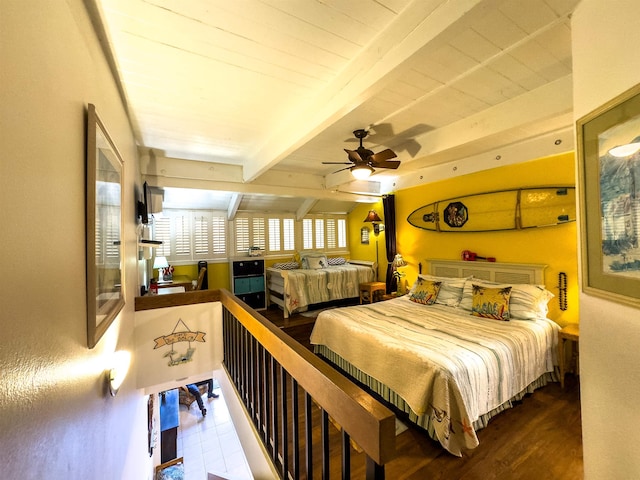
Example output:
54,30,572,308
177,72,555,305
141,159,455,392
272,262,300,270
460,280,553,320
471,284,512,321
327,257,347,266
409,278,442,305
409,275,470,306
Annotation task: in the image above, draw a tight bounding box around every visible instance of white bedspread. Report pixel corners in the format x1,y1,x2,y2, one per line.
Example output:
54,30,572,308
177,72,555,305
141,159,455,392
279,264,374,314
309,296,559,455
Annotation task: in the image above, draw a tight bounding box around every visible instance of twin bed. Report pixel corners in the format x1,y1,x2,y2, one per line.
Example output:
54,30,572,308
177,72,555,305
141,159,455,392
266,255,375,318
309,259,560,456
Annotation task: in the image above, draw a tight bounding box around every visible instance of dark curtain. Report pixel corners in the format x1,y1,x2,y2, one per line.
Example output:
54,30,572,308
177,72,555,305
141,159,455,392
382,194,397,293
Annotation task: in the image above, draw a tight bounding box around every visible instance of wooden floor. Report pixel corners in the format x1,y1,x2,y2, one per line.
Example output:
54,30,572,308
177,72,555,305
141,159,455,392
262,305,584,480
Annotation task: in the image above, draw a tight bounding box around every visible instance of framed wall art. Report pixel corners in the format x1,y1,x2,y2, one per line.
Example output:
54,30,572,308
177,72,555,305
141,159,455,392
577,84,640,309
86,103,125,348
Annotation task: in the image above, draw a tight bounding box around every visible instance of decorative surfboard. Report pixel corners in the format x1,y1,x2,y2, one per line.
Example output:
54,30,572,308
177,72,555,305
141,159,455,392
407,186,576,232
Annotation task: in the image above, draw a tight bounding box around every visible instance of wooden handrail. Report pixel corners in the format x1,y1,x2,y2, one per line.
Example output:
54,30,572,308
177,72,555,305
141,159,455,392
134,288,396,467
220,289,396,466
134,289,220,311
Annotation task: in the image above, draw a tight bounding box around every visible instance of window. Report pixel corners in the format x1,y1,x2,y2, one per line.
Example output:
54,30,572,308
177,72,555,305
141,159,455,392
153,216,171,258
266,216,296,253
302,219,313,250
153,210,227,262
154,210,348,263
301,215,347,252
233,215,266,256
192,211,227,259
268,218,281,252
283,218,295,251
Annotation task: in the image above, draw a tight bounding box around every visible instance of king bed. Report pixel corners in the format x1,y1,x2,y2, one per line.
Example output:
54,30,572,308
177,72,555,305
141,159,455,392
309,259,559,456
266,254,375,318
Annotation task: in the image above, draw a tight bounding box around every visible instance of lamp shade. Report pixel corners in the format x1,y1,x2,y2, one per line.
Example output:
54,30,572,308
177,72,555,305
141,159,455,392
153,256,169,269
392,253,408,268
363,210,382,223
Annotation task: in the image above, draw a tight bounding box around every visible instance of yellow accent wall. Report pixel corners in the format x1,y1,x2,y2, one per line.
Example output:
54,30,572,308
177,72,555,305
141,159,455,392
349,201,386,281
169,263,231,290
348,152,579,326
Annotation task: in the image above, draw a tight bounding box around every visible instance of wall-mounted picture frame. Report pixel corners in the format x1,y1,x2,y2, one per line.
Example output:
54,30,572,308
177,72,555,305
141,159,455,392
577,83,640,309
86,103,125,348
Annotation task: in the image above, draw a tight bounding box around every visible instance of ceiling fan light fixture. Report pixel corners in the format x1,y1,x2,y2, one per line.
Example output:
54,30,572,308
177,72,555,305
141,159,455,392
351,164,374,180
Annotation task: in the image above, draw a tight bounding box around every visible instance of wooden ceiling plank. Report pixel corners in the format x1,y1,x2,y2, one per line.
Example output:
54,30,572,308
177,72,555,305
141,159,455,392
241,0,486,182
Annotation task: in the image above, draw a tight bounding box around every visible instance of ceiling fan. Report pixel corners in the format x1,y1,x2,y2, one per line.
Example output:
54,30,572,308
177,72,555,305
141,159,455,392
323,129,400,180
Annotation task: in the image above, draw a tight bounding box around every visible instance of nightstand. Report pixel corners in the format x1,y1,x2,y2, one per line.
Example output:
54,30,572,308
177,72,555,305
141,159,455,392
359,281,386,304
558,323,579,388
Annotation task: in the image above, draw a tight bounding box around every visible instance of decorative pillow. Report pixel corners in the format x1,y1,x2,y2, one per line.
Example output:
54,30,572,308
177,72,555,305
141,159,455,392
409,279,442,305
459,280,554,320
327,257,347,266
302,254,328,269
272,262,300,270
409,275,470,307
471,284,512,321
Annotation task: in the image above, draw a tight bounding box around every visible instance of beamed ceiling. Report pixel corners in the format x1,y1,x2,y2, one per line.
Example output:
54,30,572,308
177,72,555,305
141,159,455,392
91,0,579,216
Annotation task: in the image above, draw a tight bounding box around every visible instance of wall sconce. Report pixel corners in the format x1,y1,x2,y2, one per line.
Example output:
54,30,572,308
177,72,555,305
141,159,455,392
107,351,131,397
363,210,384,235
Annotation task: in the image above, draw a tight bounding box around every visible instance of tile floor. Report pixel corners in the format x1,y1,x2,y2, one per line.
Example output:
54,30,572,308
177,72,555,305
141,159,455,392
176,385,253,480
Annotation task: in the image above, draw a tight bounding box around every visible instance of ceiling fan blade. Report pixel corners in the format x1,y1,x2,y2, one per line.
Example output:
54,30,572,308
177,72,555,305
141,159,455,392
322,161,352,165
332,166,353,174
370,149,397,163
344,148,364,163
375,160,401,169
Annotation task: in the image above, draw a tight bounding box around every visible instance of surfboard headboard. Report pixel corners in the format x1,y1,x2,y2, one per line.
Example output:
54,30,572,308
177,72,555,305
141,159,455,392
425,259,547,285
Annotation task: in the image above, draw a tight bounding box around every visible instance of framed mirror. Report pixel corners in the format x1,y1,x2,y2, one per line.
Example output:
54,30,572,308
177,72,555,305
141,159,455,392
86,103,124,348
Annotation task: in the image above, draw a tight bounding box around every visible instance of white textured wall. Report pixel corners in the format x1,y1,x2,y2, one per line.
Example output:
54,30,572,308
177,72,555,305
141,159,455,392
572,1,640,478
0,1,150,478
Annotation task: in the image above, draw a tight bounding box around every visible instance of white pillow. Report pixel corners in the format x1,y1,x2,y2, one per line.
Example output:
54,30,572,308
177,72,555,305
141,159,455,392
409,274,471,307
459,279,554,320
302,254,327,269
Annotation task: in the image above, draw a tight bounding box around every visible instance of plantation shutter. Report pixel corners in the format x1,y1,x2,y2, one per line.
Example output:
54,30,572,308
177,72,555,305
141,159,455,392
302,219,313,249
193,213,210,256
315,218,325,249
235,217,250,254
268,218,280,252
326,218,337,249
337,218,347,248
211,215,226,255
252,217,266,250
174,214,191,257
283,218,295,251
153,217,171,257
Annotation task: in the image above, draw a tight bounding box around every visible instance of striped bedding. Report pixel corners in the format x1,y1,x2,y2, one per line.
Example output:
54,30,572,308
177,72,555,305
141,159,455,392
276,264,375,315
309,296,560,456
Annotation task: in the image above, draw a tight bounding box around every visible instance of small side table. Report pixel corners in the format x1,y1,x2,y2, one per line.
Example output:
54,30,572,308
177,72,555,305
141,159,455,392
359,281,386,304
558,323,580,388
